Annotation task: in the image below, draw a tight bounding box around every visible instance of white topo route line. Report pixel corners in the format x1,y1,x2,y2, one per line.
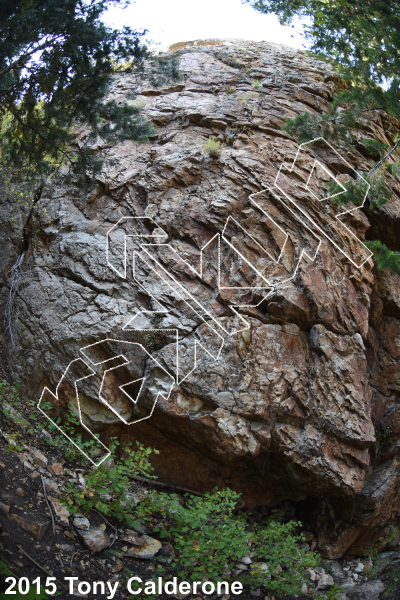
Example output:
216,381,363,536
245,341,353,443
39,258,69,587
38,138,373,465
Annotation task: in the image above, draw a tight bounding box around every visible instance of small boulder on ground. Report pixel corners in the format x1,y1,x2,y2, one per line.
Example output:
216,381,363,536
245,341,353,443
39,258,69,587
48,496,70,526
121,530,144,546
325,561,347,584
159,543,175,557
29,448,48,468
8,512,50,541
48,463,63,476
347,580,385,600
307,569,319,582
120,492,140,507
121,535,161,559
316,573,334,590
77,523,111,554
42,477,59,495
354,562,365,574
113,558,123,573
3,404,28,427
0,503,10,516
73,516,90,531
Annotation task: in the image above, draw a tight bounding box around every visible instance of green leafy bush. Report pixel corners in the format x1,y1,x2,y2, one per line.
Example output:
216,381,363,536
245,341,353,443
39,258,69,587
39,401,104,463
0,380,28,449
386,160,400,179
368,173,394,208
1,380,25,428
137,488,320,596
282,112,347,146
62,439,157,526
363,528,399,580
327,177,368,207
0,379,20,402
359,139,388,160
315,584,343,600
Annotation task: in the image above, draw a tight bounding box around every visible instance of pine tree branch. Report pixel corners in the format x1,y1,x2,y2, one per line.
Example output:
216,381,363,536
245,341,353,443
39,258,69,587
368,139,400,176
327,106,383,124
0,35,64,79
5,106,76,167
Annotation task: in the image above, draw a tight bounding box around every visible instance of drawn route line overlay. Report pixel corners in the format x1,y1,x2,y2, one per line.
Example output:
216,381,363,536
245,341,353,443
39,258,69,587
37,137,373,466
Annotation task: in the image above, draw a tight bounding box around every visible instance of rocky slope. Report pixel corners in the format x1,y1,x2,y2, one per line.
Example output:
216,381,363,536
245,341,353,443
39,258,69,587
1,38,400,559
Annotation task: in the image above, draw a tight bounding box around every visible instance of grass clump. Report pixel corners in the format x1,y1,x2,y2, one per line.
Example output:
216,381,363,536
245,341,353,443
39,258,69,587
203,136,224,158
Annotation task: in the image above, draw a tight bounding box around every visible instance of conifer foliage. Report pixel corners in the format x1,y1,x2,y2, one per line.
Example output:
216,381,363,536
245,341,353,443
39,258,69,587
0,0,155,175
247,0,400,274
246,0,400,116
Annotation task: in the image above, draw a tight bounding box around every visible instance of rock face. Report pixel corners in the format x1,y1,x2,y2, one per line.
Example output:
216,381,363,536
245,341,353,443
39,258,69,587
1,39,400,558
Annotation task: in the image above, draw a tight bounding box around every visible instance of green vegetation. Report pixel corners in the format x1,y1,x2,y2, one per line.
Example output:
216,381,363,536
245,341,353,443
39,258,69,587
245,0,400,118
40,421,339,598
0,383,339,599
65,474,339,598
364,528,399,580
0,152,40,219
326,169,395,210
365,242,400,274
246,0,400,274
203,136,224,158
39,400,105,463
62,439,157,526
376,425,393,447
134,488,341,599
0,0,179,187
382,566,400,599
0,380,28,449
139,488,318,595
0,378,20,404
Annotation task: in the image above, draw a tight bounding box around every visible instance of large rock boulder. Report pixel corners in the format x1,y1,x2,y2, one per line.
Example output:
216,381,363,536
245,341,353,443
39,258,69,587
1,39,400,558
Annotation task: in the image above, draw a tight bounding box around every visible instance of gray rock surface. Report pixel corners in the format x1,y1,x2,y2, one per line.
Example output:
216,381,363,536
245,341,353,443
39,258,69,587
48,496,70,526
73,516,90,531
347,580,385,600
